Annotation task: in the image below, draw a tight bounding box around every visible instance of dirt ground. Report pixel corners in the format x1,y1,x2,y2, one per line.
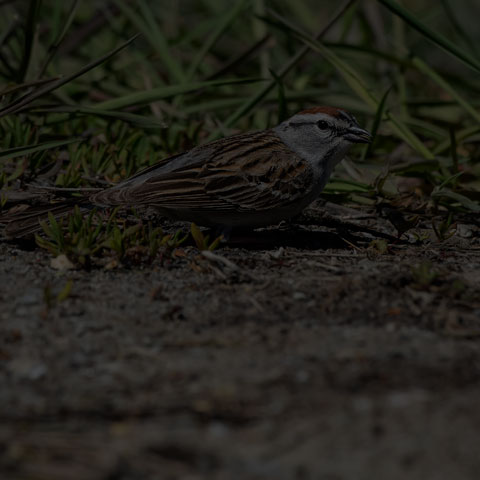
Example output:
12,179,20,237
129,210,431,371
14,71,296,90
1,201,480,480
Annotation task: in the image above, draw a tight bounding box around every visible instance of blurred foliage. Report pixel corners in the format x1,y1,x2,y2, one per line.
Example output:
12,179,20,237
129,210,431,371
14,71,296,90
1,0,480,262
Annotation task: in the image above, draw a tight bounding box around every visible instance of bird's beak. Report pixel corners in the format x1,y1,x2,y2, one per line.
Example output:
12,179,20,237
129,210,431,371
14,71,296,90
344,126,372,144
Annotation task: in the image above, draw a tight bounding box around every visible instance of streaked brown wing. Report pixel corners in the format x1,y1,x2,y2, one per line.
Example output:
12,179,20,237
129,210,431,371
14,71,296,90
94,130,313,212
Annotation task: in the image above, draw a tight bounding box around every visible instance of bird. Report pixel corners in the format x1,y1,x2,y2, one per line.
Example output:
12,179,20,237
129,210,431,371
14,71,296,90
1,106,371,238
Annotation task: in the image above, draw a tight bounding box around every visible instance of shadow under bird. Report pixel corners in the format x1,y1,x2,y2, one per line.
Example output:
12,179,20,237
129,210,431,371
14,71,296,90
1,106,371,238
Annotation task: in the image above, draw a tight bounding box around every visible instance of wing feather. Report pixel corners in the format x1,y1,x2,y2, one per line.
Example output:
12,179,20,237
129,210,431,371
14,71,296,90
91,130,314,213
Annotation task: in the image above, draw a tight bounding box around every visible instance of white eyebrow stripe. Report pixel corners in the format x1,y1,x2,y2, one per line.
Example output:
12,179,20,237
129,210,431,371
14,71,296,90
289,121,312,128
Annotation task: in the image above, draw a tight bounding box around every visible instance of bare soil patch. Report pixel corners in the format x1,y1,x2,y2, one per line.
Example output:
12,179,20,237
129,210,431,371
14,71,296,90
1,202,480,479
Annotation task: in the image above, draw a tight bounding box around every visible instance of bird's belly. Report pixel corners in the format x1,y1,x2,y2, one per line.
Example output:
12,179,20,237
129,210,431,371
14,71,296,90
155,203,309,228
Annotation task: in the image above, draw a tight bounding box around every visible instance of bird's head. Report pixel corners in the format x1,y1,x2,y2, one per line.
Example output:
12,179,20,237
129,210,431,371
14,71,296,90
274,106,371,167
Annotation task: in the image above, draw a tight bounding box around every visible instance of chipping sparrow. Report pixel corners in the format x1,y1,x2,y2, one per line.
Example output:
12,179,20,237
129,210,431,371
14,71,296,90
2,106,371,237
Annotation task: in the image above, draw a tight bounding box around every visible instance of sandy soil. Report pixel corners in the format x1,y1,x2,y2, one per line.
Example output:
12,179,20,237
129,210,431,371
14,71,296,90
1,201,480,480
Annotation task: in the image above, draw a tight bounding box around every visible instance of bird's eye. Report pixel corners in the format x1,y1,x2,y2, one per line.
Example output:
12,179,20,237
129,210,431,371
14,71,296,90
317,120,330,130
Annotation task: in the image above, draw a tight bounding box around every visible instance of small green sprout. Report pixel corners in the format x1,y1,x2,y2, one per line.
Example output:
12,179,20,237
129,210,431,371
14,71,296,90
190,223,223,251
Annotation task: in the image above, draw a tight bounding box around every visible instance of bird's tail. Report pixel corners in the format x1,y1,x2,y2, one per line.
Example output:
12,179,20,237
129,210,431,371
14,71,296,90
0,198,89,239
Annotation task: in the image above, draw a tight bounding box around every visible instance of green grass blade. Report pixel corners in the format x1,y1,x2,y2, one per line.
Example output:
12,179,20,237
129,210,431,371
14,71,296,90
0,76,61,96
433,125,480,155
31,105,167,129
95,77,262,110
440,0,479,57
269,69,288,123
18,0,41,82
0,16,20,78
404,117,448,140
387,114,434,159
299,36,377,108
187,0,248,80
0,15,18,49
362,87,391,161
138,0,186,83
432,189,480,212
37,0,80,79
412,56,480,123
0,34,140,117
323,178,372,193
379,0,480,74
116,0,185,83
0,138,82,161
